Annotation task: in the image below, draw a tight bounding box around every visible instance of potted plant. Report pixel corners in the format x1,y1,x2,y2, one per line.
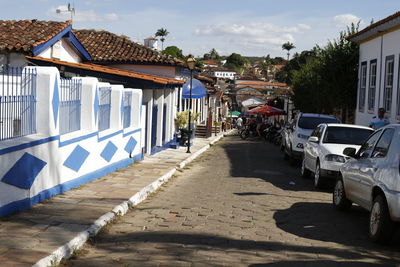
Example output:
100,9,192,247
174,111,189,145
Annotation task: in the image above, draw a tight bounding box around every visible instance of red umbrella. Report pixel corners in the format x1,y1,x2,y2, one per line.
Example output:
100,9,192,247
248,105,286,116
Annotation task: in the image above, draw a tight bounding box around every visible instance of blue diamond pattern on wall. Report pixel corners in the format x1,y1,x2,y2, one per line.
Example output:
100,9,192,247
124,137,137,154
100,141,118,162
2,153,47,189
63,145,90,172
52,78,59,128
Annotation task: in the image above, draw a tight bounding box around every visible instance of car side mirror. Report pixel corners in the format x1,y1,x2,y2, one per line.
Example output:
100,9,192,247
343,147,357,158
308,136,319,143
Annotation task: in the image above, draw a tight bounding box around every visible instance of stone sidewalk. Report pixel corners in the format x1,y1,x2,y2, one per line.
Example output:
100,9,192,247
0,132,227,267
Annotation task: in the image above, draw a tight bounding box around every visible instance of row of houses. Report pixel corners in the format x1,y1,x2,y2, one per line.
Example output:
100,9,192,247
0,19,223,216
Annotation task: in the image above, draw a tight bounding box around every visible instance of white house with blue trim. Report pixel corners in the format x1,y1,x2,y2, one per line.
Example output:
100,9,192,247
0,20,185,216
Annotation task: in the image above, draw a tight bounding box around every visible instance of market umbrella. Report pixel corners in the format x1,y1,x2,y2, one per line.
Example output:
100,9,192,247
248,105,286,116
229,111,241,117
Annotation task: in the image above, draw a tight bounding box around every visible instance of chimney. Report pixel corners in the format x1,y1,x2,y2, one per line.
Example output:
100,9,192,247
144,37,158,50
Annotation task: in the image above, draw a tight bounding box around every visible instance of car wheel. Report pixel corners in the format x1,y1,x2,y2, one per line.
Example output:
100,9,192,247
314,162,324,188
369,195,395,244
333,178,352,210
301,157,311,178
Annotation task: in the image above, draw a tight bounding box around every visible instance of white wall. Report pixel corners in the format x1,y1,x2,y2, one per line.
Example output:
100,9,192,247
0,67,143,216
40,38,82,63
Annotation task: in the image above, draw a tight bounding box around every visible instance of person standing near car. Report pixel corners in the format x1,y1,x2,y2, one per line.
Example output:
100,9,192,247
369,107,390,130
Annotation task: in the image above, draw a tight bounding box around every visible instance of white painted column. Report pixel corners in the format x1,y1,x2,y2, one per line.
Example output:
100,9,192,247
164,89,172,143
142,90,153,155
32,67,60,137
110,85,123,130
77,77,97,132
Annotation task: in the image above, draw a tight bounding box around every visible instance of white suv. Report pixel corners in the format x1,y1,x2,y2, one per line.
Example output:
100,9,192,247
333,124,400,243
283,113,340,162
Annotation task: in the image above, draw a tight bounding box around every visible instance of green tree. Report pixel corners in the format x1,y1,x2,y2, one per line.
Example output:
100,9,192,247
225,53,247,71
162,46,184,59
209,48,220,59
203,48,220,60
155,28,169,51
318,23,359,122
289,23,359,122
282,41,295,60
276,49,318,84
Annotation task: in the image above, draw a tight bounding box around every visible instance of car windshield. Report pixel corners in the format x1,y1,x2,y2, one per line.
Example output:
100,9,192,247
323,127,374,145
298,116,339,129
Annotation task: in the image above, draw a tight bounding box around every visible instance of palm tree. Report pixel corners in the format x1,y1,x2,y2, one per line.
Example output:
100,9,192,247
282,42,295,60
155,28,169,51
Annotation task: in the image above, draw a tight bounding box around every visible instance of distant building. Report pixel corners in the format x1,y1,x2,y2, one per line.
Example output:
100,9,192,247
204,67,236,80
348,11,400,126
144,37,158,50
202,59,220,68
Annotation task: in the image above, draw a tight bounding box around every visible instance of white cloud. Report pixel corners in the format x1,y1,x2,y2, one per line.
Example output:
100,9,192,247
46,5,119,22
195,22,309,37
333,14,362,28
297,23,311,30
192,22,304,55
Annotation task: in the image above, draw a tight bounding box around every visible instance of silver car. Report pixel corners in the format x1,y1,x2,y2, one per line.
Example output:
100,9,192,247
333,124,400,243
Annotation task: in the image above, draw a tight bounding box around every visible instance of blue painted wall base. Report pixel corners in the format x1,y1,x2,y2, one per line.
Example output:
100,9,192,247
0,153,142,217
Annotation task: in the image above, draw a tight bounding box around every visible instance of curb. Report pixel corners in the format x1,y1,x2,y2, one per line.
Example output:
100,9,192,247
33,133,226,267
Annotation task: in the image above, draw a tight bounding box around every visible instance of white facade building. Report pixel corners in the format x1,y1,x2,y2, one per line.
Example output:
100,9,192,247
205,67,236,80
349,11,400,126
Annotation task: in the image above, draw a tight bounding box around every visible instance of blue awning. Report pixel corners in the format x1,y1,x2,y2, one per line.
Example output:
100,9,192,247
182,78,206,99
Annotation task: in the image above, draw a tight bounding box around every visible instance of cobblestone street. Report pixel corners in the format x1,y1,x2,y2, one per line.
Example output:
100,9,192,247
65,136,400,267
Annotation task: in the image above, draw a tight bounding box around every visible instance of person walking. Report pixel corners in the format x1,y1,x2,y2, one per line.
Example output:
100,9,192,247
236,116,243,130
221,116,226,132
369,107,390,130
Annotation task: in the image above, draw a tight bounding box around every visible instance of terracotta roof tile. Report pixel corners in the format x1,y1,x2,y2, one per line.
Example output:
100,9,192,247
74,29,182,66
0,20,71,53
26,56,184,86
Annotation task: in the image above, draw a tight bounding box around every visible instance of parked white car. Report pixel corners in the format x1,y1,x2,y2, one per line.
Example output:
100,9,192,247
283,113,340,163
333,124,400,243
302,124,373,188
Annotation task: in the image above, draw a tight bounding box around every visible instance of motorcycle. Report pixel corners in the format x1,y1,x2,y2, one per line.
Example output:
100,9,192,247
239,124,258,140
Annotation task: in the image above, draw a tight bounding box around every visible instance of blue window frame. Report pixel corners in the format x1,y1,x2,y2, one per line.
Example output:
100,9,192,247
59,79,82,134
0,66,37,141
384,55,394,113
359,61,367,112
98,86,111,131
123,91,132,128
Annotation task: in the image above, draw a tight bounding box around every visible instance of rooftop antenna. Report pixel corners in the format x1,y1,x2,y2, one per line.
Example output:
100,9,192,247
56,2,75,22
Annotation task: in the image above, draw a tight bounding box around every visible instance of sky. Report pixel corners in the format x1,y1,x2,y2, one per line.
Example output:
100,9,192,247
0,0,399,58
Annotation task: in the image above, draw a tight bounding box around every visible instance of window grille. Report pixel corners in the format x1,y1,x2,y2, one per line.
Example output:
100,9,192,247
59,79,82,134
123,91,132,128
368,60,377,110
0,66,36,141
358,62,367,111
384,56,394,112
98,86,111,131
